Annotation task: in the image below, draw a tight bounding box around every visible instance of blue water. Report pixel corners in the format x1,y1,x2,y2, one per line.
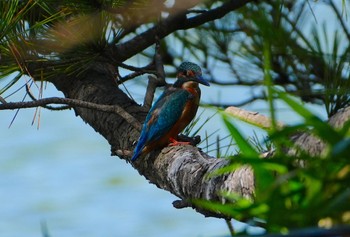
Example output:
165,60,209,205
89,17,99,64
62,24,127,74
0,71,331,237
0,104,249,237
0,2,339,235
0,79,328,237
0,101,326,237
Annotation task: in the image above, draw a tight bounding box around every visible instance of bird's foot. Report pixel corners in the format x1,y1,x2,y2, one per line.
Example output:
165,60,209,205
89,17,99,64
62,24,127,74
169,137,191,146
177,134,201,146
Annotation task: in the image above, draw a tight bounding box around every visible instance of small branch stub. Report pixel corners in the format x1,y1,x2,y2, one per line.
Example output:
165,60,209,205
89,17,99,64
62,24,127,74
225,106,284,130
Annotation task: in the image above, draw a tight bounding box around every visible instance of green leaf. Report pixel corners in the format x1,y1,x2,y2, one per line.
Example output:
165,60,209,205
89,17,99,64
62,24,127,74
273,88,342,145
222,114,258,157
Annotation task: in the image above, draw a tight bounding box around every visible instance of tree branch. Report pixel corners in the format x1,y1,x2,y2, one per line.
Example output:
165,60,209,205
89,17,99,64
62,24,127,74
131,145,255,218
143,42,168,109
18,0,348,221
143,75,161,110
111,0,254,61
0,97,142,132
39,60,350,219
288,106,350,157
116,62,156,84
0,95,7,104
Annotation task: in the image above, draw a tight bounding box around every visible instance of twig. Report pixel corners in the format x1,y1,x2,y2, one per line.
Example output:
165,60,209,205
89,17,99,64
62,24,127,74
118,62,154,72
117,62,156,84
118,70,155,84
143,37,168,109
187,9,208,14
0,97,142,131
154,36,166,84
225,219,235,237
25,83,70,110
40,220,51,237
143,76,159,110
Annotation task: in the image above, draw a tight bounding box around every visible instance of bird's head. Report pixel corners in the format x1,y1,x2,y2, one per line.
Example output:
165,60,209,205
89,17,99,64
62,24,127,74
175,62,210,87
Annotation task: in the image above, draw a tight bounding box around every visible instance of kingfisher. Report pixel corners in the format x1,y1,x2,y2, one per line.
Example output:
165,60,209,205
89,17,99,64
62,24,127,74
131,62,210,162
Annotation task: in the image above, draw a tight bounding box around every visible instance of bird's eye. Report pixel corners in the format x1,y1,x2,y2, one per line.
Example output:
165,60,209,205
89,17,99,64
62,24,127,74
186,70,195,77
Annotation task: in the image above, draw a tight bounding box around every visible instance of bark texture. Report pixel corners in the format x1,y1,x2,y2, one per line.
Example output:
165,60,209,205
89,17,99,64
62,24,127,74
47,62,350,218
15,0,349,218
289,106,350,157
47,63,255,217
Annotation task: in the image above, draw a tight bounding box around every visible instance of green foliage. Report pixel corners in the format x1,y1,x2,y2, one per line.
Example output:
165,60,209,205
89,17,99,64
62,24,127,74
189,4,350,231
0,0,164,87
1,1,349,118
0,0,349,235
161,1,350,117
196,88,350,235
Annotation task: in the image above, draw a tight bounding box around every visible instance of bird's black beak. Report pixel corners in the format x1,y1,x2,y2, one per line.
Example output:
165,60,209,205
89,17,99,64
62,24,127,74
195,75,210,86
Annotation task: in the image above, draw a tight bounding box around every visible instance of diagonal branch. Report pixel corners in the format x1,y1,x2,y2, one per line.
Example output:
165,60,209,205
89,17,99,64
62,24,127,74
112,0,254,61
40,61,350,220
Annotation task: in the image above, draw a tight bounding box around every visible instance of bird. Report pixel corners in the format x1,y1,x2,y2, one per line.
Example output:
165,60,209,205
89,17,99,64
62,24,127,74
131,62,210,162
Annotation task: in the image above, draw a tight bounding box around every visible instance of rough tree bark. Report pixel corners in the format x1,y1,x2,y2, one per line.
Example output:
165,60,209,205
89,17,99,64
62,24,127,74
46,63,255,218
40,61,349,218
2,61,349,218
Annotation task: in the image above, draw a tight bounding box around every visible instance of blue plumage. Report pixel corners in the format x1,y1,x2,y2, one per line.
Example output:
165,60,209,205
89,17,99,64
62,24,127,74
131,89,191,161
131,62,210,162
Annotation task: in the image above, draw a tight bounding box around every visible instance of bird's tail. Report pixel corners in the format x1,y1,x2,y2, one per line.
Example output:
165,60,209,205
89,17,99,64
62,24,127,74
131,145,142,161
131,133,147,161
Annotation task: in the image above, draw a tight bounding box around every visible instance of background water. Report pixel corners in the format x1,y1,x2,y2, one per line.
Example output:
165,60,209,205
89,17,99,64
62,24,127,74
0,2,334,235
0,87,326,237
0,79,270,237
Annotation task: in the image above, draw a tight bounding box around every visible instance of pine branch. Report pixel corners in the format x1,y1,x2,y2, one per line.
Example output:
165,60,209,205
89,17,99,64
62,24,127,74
112,0,254,61
117,62,156,84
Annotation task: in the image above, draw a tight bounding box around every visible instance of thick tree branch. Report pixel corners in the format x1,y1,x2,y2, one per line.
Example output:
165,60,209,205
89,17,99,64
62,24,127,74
13,0,349,221
43,64,256,218
133,145,255,218
22,58,349,219
289,106,350,157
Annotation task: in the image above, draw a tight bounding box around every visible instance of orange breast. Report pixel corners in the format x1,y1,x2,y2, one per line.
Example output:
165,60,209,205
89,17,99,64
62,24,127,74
166,86,200,140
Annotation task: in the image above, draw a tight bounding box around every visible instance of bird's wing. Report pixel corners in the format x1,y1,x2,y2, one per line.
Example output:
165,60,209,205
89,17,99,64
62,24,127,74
132,88,190,161
145,88,190,142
